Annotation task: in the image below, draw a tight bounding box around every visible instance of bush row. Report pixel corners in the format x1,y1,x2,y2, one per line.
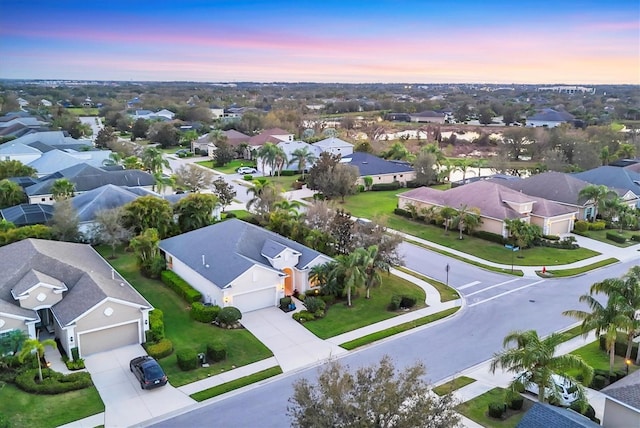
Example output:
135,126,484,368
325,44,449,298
633,234,640,242
606,232,627,244
15,369,93,394
535,236,579,250
176,342,227,371
147,309,165,342
145,338,174,359
598,333,639,361
190,302,221,323
574,220,607,232
161,270,202,303
371,182,401,191
388,295,417,311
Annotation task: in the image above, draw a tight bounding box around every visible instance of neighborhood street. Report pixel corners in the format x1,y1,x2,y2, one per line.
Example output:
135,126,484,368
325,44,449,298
148,236,639,428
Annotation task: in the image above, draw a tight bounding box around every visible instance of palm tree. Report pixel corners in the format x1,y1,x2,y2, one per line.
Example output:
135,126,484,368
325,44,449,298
384,142,413,161
563,293,632,378
273,146,288,177
273,199,303,218
153,171,174,194
102,152,123,167
600,146,611,166
123,156,143,170
438,206,458,234
141,147,170,175
453,158,476,183
329,249,368,307
491,330,593,405
257,143,279,175
452,204,481,240
18,337,58,382
288,147,317,179
578,184,616,221
616,143,636,160
360,245,390,299
51,178,76,201
309,263,331,289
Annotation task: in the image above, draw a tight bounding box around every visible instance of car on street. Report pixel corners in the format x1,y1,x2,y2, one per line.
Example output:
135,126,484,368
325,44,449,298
236,166,258,174
514,372,579,406
175,149,190,157
130,355,168,390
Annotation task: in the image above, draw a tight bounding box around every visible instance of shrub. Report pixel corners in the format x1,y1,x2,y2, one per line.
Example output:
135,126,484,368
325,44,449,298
147,309,165,342
279,296,292,308
15,369,93,394
508,396,524,410
589,220,606,231
614,369,627,382
357,184,365,192
371,182,401,191
400,295,417,308
388,295,402,311
487,402,506,418
405,180,422,188
632,234,640,242
190,302,221,323
280,170,296,176
574,220,589,232
394,207,411,218
591,375,606,390
606,232,627,244
206,342,227,362
542,234,560,241
225,212,237,219
145,338,173,359
243,174,253,181
474,230,507,245
71,347,80,361
217,306,242,325
0,412,8,428
320,295,335,306
63,356,85,370
161,270,202,303
176,349,198,371
292,310,316,323
304,296,326,314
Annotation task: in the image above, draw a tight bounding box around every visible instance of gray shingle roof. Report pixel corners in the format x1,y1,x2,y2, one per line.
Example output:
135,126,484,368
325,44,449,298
0,239,151,325
341,152,414,176
159,219,329,289
517,403,600,428
11,269,66,297
0,142,42,155
27,149,113,176
601,367,640,410
71,184,143,222
573,166,640,195
527,108,575,122
495,172,593,206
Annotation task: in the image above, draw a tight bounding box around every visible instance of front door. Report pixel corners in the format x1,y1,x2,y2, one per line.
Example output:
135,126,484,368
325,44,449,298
283,268,293,296
36,308,54,334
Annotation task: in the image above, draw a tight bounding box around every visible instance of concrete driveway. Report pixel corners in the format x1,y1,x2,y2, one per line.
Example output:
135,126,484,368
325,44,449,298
241,307,346,372
84,344,195,427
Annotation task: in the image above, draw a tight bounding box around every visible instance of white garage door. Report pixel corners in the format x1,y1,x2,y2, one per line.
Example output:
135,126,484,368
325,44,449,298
79,322,139,356
549,220,571,236
232,288,276,313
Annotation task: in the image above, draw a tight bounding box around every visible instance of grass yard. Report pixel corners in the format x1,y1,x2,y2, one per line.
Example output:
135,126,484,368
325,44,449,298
190,366,282,402
303,274,426,339
66,107,100,116
97,247,273,387
576,229,637,247
331,189,410,220
433,376,476,396
0,382,104,428
386,216,599,266
225,210,253,220
569,341,640,375
539,258,619,278
456,387,531,428
394,266,460,302
265,174,300,191
204,159,257,174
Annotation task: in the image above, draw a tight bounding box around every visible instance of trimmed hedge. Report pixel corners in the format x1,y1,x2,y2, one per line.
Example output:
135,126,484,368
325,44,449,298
632,234,640,242
206,341,227,362
606,232,627,244
394,207,411,218
15,369,93,394
147,309,165,342
508,396,524,410
487,402,506,418
176,349,198,371
473,230,507,245
371,182,401,191
280,169,296,176
591,375,606,390
574,220,589,232
190,302,221,323
145,338,174,359
161,270,202,303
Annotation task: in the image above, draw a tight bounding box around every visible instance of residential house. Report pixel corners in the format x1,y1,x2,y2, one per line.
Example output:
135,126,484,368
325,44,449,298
0,142,42,164
155,109,175,120
247,128,294,150
159,219,332,313
4,130,93,152
526,108,575,127
312,137,354,157
210,106,224,119
25,163,155,205
0,204,55,226
27,149,113,177
200,129,251,156
340,152,416,186
398,180,578,237
516,402,600,428
259,141,322,176
0,239,152,358
601,368,640,427
573,166,640,207
409,111,447,124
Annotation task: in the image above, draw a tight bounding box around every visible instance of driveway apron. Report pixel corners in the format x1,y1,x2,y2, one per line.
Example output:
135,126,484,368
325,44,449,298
241,307,347,372
84,344,195,427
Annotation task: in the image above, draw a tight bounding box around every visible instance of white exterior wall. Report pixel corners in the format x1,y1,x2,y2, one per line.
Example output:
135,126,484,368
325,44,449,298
602,398,640,428
526,120,564,128
359,171,415,186
166,253,224,306
225,265,283,309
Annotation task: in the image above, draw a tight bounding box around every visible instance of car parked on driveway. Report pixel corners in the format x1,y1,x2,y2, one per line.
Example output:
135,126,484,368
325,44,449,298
236,166,257,174
130,355,168,390
514,372,579,406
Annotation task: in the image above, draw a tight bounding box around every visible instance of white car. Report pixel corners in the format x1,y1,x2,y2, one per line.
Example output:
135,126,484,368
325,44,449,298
236,166,257,174
515,372,579,407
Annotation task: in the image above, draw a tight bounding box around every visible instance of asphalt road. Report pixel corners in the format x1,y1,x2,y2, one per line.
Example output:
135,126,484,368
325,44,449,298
150,241,638,428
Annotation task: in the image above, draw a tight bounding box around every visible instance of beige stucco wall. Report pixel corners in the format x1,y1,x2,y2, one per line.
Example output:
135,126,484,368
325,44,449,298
75,300,142,333
603,398,640,428
17,285,63,310
0,315,29,334
530,213,576,236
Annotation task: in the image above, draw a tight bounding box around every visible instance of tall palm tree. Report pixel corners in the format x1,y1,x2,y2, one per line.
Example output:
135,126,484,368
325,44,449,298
273,199,303,218
309,262,331,289
18,337,58,382
452,204,481,240
257,143,279,175
51,178,76,201
329,249,368,307
153,171,174,194
491,330,593,405
438,206,458,234
563,294,632,378
360,245,390,299
453,158,476,183
273,146,288,177
288,147,317,179
578,184,616,221
141,147,170,175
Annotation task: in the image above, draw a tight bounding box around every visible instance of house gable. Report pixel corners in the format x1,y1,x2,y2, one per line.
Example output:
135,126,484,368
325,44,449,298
224,264,284,295
74,298,145,332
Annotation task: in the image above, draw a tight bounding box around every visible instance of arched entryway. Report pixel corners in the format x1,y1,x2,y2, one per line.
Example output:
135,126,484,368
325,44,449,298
283,268,293,296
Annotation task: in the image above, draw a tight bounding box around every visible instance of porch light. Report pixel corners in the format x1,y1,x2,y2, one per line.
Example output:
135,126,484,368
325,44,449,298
223,296,230,304
279,284,285,291
626,358,632,375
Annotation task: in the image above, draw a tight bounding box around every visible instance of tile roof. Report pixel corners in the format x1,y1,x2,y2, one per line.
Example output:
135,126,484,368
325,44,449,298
601,367,640,410
159,219,330,289
340,152,414,176
0,239,150,325
517,402,600,428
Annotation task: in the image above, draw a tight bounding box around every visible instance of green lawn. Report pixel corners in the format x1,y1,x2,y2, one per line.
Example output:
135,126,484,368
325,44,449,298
96,247,273,387
569,341,639,375
265,174,300,191
0,383,104,428
540,258,619,278
65,107,100,116
433,376,476,396
200,159,257,174
303,274,426,339
576,229,637,247
456,387,530,428
190,366,282,402
330,189,410,220
394,266,460,302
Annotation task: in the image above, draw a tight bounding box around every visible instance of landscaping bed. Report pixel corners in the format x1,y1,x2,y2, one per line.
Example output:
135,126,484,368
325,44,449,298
456,387,532,428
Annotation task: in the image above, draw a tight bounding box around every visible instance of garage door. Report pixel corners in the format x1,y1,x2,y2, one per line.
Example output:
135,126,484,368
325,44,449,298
232,287,276,313
549,220,570,236
79,322,139,356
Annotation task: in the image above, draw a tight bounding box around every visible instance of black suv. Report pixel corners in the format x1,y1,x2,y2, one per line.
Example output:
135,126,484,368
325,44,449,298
129,355,168,390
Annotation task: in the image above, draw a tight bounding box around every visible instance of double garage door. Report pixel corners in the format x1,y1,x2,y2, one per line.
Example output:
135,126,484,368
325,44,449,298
79,322,140,356
232,287,276,313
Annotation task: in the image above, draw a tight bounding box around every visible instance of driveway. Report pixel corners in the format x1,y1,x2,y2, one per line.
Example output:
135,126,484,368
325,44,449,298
84,344,195,427
241,307,346,372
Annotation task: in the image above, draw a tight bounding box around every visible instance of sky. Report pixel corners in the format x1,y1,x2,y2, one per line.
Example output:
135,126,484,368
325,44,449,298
1,0,639,84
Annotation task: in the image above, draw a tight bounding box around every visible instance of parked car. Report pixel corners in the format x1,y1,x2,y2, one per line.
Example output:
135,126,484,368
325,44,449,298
514,372,579,406
175,149,190,157
236,166,257,174
129,355,168,390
